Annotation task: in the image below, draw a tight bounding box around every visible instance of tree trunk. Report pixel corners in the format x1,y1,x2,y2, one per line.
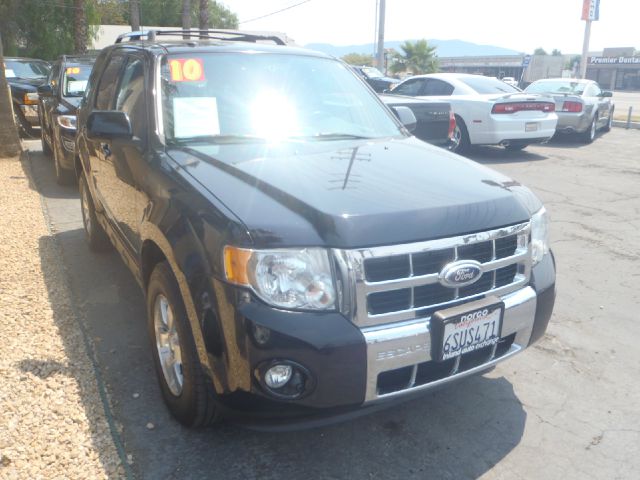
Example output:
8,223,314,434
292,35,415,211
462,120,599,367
74,0,87,54
182,0,191,38
199,0,209,29
0,32,21,158
130,0,140,31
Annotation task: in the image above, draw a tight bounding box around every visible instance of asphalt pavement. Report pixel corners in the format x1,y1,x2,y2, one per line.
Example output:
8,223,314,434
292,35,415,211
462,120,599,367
25,127,640,479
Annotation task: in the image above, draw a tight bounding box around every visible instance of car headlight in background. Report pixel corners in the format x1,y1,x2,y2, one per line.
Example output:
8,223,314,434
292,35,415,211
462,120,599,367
224,247,336,310
531,207,550,266
23,92,39,105
57,115,77,130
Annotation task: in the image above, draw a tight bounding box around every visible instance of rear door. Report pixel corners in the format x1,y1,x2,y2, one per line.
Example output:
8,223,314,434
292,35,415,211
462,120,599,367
392,78,427,96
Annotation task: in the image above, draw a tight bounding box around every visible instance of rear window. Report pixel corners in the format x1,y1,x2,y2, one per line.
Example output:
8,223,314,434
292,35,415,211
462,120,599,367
525,81,586,95
458,76,519,94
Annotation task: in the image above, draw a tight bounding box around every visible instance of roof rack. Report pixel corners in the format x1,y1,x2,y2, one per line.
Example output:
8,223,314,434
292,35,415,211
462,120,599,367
115,29,287,46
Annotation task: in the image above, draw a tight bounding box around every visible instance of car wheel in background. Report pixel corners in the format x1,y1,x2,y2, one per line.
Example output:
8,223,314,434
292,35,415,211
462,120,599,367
147,262,220,428
14,109,36,138
40,127,52,157
450,115,470,153
53,136,75,186
602,108,614,132
505,142,528,151
581,116,597,143
79,174,111,252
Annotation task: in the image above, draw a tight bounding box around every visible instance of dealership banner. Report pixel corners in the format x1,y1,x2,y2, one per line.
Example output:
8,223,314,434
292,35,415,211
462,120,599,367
581,0,600,21
589,56,640,65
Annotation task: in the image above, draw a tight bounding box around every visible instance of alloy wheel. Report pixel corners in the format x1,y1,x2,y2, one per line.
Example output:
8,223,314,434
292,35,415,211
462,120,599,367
154,294,184,396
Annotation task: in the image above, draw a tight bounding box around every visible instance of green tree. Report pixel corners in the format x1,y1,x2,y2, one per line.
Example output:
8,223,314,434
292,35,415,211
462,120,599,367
96,0,128,24
533,47,548,55
341,53,374,66
389,39,438,75
551,49,562,56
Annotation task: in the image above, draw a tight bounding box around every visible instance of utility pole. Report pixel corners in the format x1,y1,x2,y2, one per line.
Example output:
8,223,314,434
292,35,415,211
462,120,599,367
376,0,385,71
579,19,591,79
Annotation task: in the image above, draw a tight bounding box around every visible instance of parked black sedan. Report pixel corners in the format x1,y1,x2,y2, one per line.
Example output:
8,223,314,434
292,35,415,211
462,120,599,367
38,55,96,184
3,57,51,137
380,94,456,149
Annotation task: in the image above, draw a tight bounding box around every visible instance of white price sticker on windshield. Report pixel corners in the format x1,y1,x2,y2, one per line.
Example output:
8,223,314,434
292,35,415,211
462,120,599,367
173,97,220,138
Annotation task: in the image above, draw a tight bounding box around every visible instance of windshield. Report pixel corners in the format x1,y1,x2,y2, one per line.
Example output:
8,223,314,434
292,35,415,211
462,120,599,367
4,60,50,79
525,81,586,95
161,53,403,144
63,64,93,97
361,67,384,79
458,76,520,94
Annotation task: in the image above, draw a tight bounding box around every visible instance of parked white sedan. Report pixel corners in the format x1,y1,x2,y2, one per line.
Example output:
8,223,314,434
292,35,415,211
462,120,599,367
389,73,558,152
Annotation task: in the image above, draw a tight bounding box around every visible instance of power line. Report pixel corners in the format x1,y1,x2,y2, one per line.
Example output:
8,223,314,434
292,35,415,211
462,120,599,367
239,0,312,25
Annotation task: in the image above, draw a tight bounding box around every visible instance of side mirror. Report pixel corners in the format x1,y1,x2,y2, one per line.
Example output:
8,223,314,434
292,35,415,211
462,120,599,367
37,84,53,97
601,91,613,98
87,111,133,141
392,105,417,133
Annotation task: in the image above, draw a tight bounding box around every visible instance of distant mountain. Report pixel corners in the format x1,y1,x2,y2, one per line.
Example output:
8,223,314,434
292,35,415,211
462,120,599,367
304,39,523,58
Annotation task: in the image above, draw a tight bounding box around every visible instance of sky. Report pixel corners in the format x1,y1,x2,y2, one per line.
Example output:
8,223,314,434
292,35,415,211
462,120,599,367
227,0,639,54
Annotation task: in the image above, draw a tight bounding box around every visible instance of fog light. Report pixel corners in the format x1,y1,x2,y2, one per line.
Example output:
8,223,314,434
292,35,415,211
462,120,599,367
264,364,292,389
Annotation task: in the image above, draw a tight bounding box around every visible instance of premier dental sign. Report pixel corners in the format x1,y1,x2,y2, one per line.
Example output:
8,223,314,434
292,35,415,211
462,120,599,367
590,56,640,65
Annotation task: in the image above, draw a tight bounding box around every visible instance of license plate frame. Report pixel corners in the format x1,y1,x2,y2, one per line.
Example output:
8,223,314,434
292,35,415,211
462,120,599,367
430,296,504,362
525,122,539,132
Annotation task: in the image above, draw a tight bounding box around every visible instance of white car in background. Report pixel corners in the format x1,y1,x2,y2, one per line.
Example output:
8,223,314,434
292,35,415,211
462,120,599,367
389,73,558,152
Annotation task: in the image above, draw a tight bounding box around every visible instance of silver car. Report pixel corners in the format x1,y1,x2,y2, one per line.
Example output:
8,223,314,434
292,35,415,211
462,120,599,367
524,78,614,143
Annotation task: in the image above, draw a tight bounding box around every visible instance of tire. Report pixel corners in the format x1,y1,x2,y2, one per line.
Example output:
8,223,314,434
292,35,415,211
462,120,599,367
581,116,597,144
53,136,75,186
505,143,528,151
79,174,111,252
40,126,52,157
147,262,220,427
13,107,37,138
602,108,614,132
450,115,470,153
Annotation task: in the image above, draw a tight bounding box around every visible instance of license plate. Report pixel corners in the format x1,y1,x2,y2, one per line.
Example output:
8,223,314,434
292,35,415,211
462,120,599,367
431,297,504,361
525,122,539,132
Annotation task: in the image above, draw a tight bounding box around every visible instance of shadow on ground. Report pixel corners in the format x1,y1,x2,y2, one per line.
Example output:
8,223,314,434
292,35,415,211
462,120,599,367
28,145,528,480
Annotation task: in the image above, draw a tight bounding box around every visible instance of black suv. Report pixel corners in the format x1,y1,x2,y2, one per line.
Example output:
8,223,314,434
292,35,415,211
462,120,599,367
4,57,51,137
38,55,96,184
76,30,556,428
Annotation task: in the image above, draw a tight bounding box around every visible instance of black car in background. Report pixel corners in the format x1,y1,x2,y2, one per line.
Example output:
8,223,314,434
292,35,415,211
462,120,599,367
4,57,51,137
38,55,96,184
380,94,456,149
352,66,400,93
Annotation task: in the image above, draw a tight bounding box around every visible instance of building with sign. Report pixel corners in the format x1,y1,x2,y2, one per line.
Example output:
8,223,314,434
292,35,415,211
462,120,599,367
586,47,640,90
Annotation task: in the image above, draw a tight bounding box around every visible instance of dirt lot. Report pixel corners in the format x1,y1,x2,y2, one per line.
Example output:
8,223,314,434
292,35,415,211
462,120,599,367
20,127,640,479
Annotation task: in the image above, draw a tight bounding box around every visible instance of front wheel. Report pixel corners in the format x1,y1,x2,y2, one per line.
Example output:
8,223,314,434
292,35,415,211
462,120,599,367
147,262,220,427
53,136,75,185
79,174,111,252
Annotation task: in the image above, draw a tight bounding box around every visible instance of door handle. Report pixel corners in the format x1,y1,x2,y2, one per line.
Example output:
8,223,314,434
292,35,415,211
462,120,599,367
101,143,111,157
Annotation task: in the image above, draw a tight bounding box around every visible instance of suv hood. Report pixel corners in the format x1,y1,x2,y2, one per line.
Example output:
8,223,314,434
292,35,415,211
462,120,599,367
168,136,541,248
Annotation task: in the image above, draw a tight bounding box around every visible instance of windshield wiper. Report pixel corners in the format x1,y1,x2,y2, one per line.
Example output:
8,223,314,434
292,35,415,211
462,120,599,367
170,134,268,145
301,133,375,141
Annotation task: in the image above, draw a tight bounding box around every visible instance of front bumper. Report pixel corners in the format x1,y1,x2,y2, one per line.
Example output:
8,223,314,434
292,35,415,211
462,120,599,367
19,104,40,126
207,251,555,427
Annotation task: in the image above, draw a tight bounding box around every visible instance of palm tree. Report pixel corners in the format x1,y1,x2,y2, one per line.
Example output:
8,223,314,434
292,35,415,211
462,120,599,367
74,0,87,54
199,0,209,29
130,0,140,31
0,32,21,157
389,39,439,75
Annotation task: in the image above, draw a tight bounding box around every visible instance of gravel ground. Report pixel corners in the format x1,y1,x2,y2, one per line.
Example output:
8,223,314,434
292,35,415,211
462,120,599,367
0,155,124,479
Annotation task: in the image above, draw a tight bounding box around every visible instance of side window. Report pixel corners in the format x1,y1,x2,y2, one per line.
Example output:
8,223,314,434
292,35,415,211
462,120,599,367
394,79,424,96
114,57,147,141
423,79,454,96
95,54,125,110
587,83,601,97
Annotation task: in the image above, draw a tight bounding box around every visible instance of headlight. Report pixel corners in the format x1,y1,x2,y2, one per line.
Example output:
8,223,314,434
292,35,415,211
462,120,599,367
531,207,550,266
24,92,39,105
224,247,336,310
57,115,77,130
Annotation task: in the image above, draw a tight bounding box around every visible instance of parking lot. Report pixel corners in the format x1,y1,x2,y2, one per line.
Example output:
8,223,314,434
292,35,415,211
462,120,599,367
24,127,640,479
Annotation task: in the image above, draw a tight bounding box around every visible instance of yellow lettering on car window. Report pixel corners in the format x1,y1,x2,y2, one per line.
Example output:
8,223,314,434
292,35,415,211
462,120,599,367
169,58,205,82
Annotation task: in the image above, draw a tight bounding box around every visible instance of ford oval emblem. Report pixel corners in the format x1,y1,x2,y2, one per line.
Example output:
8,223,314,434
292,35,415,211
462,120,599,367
439,261,483,288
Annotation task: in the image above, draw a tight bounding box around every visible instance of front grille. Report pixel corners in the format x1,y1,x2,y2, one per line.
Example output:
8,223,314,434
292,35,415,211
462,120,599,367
344,222,531,328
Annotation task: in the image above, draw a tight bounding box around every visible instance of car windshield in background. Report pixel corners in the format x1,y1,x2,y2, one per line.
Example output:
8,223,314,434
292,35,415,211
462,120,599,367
161,53,403,144
4,60,50,79
361,67,384,78
525,81,586,95
63,64,93,97
458,76,520,94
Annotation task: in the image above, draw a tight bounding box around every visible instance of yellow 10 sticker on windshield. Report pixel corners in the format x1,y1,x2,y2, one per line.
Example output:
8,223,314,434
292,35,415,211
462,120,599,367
169,58,205,82
66,67,81,74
